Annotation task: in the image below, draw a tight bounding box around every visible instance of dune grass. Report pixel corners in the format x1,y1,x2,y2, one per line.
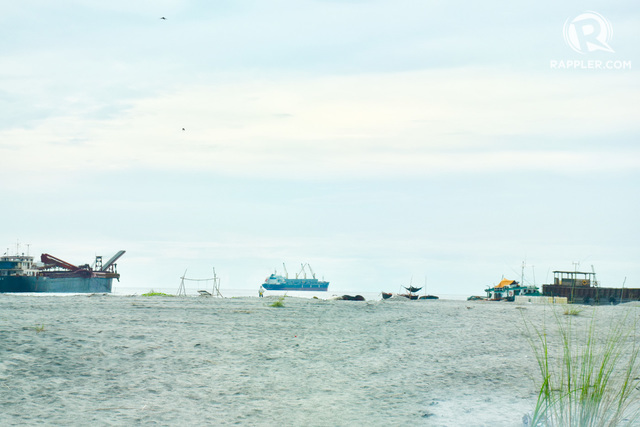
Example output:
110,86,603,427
141,290,174,297
523,308,640,426
269,296,286,308
563,307,583,316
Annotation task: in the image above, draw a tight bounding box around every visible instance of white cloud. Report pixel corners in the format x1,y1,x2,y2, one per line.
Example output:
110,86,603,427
2,68,638,182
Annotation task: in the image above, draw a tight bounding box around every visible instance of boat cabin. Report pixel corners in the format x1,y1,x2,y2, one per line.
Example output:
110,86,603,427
485,279,540,301
551,270,597,287
0,254,39,277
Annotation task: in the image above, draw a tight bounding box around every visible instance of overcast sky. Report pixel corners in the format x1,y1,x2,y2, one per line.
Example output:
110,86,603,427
1,1,638,296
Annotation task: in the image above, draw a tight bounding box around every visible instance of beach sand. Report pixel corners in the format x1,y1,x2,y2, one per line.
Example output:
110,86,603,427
1,295,637,426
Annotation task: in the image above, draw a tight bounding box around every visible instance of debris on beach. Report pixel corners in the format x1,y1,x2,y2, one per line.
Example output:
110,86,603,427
333,295,365,301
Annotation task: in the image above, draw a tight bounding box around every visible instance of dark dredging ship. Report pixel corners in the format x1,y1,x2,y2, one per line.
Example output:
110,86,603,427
0,250,125,293
542,270,640,305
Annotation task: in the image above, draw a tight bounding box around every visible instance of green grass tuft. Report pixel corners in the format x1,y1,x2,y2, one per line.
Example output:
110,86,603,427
142,289,174,297
269,296,286,308
522,308,640,426
563,307,583,316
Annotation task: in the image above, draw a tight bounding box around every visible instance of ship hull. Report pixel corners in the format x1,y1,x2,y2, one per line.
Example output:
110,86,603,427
542,284,640,305
262,269,329,292
262,284,329,291
0,276,113,293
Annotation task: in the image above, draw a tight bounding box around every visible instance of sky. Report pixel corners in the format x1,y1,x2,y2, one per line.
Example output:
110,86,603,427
1,1,638,296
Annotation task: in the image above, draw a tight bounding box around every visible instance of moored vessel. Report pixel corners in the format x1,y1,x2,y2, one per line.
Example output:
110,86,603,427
262,263,329,291
542,269,640,305
0,248,125,293
485,278,540,301
382,276,439,300
382,286,438,300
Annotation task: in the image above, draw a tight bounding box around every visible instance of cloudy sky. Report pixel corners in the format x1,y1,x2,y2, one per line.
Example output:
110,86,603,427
1,1,638,296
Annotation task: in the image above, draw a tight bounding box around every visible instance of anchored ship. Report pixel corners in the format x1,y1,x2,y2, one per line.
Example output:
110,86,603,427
0,249,125,293
262,263,329,291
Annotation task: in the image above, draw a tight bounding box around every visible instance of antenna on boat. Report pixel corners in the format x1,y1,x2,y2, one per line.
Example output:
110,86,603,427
530,265,536,286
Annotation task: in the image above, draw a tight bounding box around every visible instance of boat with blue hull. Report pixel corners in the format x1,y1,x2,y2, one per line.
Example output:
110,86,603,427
0,249,125,293
262,263,329,291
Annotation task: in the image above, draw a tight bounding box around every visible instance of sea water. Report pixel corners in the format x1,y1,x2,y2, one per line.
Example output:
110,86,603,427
0,294,637,426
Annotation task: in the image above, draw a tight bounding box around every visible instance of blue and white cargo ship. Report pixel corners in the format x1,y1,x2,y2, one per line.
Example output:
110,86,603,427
262,263,329,291
0,248,125,293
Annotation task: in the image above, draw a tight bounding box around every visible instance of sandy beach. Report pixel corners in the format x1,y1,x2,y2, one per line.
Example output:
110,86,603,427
1,294,638,426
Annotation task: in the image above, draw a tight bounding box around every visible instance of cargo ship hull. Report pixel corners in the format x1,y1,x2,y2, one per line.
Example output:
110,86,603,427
0,276,113,293
262,279,329,291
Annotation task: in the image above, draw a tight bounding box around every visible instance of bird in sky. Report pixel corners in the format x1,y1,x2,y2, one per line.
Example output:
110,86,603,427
182,128,186,131
160,17,167,20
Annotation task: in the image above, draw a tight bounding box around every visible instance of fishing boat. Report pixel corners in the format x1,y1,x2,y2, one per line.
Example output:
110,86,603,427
484,262,541,302
382,277,438,300
485,279,540,301
401,286,422,300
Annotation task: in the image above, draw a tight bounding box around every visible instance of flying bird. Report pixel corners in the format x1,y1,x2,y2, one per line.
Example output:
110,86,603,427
182,128,186,131
160,17,167,20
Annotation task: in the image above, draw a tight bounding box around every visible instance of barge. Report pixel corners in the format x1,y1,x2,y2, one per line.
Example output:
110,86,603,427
542,270,640,305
